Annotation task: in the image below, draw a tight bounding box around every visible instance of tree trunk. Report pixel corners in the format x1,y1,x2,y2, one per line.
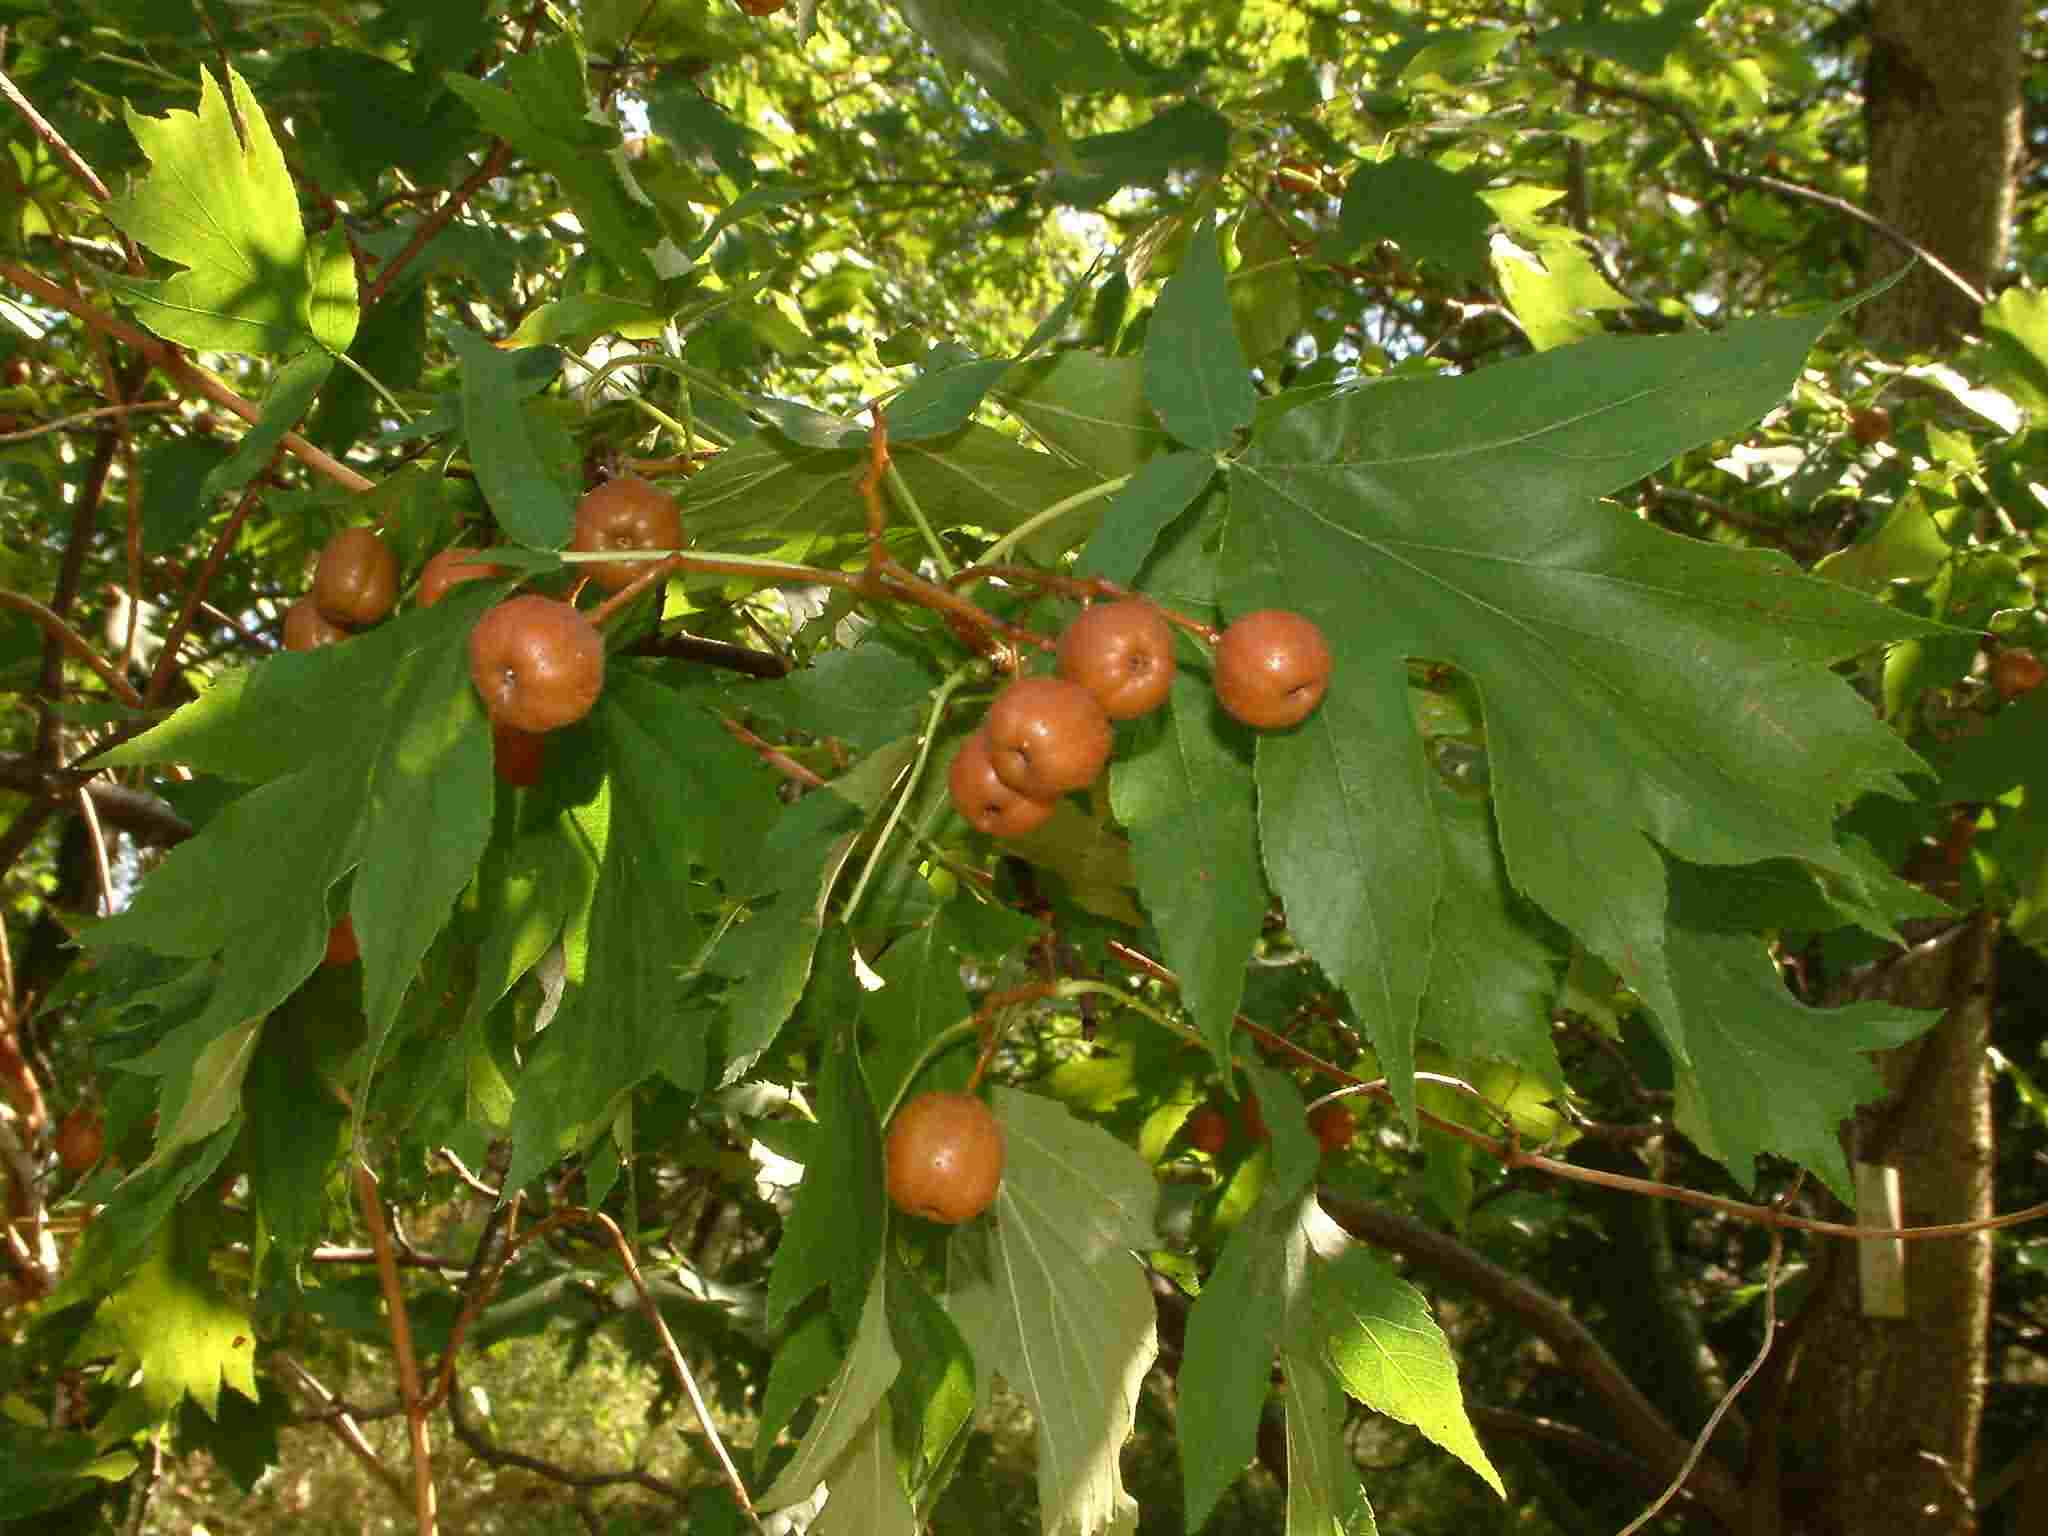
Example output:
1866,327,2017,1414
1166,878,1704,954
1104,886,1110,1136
1859,0,2023,350
1779,915,1997,1536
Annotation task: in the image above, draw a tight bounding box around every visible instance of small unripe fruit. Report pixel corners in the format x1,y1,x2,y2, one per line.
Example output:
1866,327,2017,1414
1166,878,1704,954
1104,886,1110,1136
55,1107,104,1172
570,476,685,592
949,731,1057,839
1057,600,1177,720
284,598,347,652
1991,648,2045,700
1184,1105,1229,1155
983,676,1113,800
1848,406,1892,446
418,546,509,608
324,916,359,967
1213,610,1332,729
885,1091,1005,1224
1309,1102,1356,1156
492,721,548,787
313,527,399,627
469,596,607,733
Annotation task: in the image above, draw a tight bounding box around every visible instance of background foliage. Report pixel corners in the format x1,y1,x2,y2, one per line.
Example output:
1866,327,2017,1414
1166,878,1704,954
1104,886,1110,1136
2,2,2046,1534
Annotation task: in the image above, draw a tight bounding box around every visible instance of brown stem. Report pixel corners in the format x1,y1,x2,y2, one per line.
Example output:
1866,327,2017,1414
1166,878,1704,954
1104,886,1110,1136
719,714,827,789
0,260,375,492
0,591,143,708
0,66,143,274
954,564,1221,645
362,142,515,308
354,1163,438,1536
1108,938,2048,1245
273,1354,410,1506
146,462,276,704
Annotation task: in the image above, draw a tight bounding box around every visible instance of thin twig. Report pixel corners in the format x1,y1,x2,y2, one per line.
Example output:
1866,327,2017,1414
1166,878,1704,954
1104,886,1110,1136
1616,1202,1789,1535
0,591,143,707
0,65,143,273
0,259,375,492
581,1209,767,1532
719,714,827,789
362,142,515,308
273,1354,411,1504
355,1162,438,1536
0,400,178,442
1107,938,2048,1244
73,786,112,916
1568,67,1987,310
146,457,278,703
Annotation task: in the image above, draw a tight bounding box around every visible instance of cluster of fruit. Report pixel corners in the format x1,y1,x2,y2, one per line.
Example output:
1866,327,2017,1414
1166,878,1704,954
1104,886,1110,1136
948,603,1333,839
283,477,687,785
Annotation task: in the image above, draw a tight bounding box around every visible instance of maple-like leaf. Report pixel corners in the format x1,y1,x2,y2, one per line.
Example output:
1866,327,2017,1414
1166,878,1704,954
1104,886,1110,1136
947,1090,1158,1536
1220,305,1934,1130
108,66,357,356
76,1216,259,1419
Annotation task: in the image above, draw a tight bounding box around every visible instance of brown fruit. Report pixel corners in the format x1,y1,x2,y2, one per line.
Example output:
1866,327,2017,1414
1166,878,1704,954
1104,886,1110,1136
983,676,1113,800
324,916,359,967
492,721,549,787
1991,648,2046,700
284,598,347,652
885,1091,1005,1224
1848,406,1892,446
949,730,1057,839
55,1107,104,1173
1241,1089,1268,1143
735,0,787,13
1213,610,1332,729
1057,600,1177,720
469,596,606,732
570,476,684,592
314,527,399,627
418,546,509,608
1309,1102,1356,1156
1184,1105,1229,1156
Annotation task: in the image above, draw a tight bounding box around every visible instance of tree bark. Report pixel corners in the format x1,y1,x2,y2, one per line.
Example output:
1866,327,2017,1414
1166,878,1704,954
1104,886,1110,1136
1779,915,1997,1536
1859,0,2023,350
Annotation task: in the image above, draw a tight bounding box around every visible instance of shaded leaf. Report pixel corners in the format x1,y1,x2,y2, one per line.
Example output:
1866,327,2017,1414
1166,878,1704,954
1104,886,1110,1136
1109,671,1265,1064
1146,218,1255,452
108,66,357,356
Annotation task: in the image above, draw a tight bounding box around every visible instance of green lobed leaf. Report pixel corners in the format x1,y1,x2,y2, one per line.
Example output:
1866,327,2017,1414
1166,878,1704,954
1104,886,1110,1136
1177,1183,1305,1529
766,988,886,1335
1077,448,1217,586
1663,925,1938,1197
1417,778,1564,1077
761,1265,900,1512
1277,1345,1378,1536
884,1256,977,1490
1224,308,1935,1113
1145,218,1256,452
448,329,575,548
199,353,335,504
441,40,662,289
683,422,1102,564
1322,157,1493,281
756,1309,843,1480
76,1211,260,1419
946,1089,1158,1536
1110,670,1265,1065
997,352,1170,480
1309,1248,1504,1496
107,65,357,356
811,1401,919,1536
